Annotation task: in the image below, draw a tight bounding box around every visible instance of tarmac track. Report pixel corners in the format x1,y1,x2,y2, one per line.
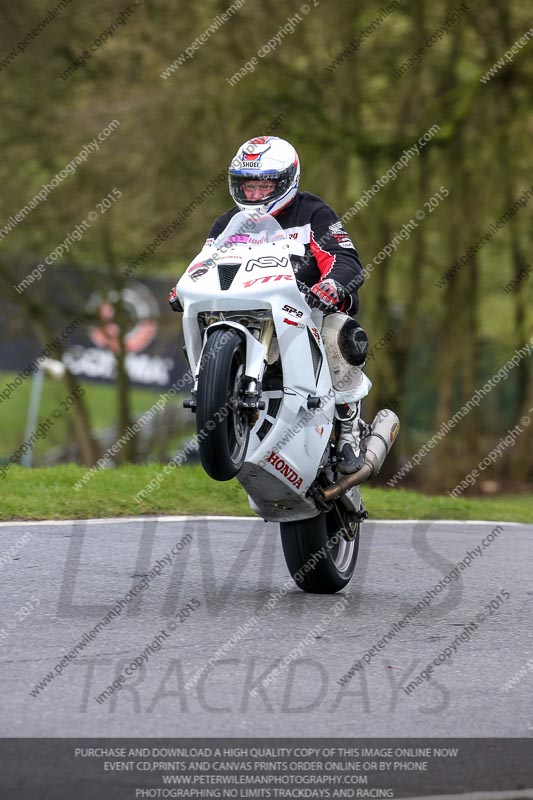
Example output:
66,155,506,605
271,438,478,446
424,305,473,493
0,516,532,795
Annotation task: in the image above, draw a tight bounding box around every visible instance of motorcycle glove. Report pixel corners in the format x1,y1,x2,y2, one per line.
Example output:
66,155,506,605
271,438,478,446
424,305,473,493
168,286,183,312
309,278,347,310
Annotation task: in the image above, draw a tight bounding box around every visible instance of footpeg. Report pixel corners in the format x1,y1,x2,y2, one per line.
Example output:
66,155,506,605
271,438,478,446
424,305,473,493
307,395,321,409
322,410,400,502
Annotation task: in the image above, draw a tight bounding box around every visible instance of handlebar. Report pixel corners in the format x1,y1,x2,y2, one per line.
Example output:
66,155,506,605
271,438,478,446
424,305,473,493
296,279,312,297
296,280,338,315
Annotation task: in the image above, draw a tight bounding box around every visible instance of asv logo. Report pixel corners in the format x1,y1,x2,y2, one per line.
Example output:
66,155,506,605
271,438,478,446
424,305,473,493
266,451,303,489
245,256,289,272
243,275,293,288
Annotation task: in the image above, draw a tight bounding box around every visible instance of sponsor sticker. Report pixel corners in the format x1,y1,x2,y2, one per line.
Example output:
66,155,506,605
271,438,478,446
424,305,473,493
282,317,304,328
243,274,293,288
333,232,354,249
266,451,303,489
190,267,208,281
245,255,289,272
282,304,303,318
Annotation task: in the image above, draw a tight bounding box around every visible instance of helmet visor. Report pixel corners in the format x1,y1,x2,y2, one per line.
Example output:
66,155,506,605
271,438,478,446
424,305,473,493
229,163,297,207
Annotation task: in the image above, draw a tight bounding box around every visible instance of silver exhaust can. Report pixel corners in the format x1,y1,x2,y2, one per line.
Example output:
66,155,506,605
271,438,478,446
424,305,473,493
364,409,400,477
321,409,400,502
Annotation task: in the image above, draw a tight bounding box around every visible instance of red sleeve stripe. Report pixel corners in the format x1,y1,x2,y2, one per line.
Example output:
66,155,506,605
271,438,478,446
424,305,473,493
310,230,336,277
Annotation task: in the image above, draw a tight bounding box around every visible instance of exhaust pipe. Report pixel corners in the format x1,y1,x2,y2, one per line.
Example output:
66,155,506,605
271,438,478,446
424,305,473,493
321,409,400,502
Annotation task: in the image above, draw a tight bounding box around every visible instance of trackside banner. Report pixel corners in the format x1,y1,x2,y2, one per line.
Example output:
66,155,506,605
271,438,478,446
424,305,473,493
1,266,187,390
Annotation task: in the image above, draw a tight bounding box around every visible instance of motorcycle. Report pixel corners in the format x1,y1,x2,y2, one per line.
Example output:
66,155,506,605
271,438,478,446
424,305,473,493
171,212,399,594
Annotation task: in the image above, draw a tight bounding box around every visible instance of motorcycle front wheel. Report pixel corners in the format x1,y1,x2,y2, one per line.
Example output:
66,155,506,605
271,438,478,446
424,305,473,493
280,503,360,593
196,328,250,481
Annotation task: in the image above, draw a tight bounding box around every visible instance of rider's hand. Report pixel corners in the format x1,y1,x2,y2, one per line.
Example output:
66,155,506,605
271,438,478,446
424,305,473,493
309,279,347,310
168,286,183,312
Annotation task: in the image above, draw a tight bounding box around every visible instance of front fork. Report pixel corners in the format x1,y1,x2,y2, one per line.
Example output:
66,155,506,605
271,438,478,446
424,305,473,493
183,320,274,418
238,319,274,419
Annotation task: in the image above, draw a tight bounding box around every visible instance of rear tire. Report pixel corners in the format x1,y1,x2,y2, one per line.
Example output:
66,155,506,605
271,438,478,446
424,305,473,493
280,504,360,593
196,328,250,481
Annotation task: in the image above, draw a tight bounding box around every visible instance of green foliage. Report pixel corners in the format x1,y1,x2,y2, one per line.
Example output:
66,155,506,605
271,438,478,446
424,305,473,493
1,0,531,488
0,373,167,459
1,465,531,522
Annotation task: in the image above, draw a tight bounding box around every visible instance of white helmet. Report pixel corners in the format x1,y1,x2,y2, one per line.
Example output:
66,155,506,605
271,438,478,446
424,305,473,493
228,136,300,216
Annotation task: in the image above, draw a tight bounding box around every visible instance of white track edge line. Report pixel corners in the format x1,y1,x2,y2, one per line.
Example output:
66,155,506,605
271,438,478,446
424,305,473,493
0,517,526,528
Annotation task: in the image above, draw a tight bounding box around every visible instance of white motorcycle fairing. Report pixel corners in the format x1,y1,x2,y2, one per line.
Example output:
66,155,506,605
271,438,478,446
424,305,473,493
175,213,367,521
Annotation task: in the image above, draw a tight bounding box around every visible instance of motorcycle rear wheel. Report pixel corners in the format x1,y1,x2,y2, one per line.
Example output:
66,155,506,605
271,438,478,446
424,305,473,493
280,503,360,593
196,328,250,481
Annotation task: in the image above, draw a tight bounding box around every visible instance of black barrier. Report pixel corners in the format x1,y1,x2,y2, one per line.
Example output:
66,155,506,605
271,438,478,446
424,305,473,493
0,739,532,798
1,265,187,390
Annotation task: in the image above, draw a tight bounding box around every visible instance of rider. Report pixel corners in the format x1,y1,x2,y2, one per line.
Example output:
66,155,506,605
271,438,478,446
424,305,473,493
174,136,371,474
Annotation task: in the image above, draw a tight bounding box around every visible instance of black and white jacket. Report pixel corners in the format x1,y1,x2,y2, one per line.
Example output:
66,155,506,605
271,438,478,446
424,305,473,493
206,192,365,314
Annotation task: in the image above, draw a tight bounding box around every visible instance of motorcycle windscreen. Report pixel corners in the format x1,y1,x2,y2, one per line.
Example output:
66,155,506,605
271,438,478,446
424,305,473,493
213,211,290,250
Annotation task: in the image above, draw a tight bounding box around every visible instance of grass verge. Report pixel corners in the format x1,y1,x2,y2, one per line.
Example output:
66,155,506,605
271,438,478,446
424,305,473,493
0,373,167,460
0,465,532,522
